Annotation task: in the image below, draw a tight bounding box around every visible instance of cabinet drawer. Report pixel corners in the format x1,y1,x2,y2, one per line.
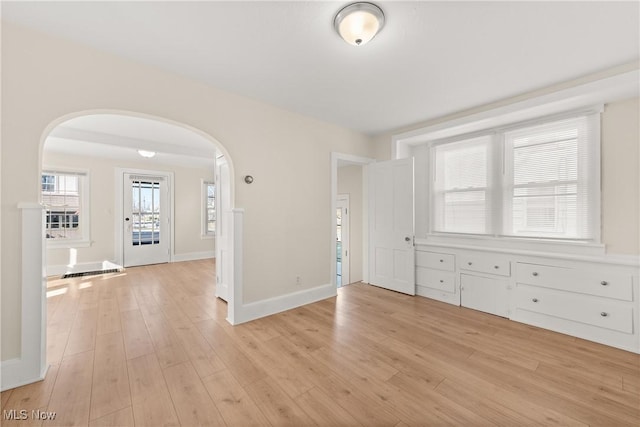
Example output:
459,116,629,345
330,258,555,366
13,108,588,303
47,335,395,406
416,267,456,293
516,263,633,302
459,254,510,276
416,251,455,272
514,285,634,334
460,274,509,317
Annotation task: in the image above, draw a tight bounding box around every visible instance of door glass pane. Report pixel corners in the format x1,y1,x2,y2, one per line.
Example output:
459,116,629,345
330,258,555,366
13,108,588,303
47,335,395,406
336,208,342,287
131,180,161,246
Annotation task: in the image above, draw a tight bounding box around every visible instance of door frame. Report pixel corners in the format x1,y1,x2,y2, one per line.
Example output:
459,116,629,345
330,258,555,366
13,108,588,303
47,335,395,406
336,194,350,286
115,167,175,267
330,152,375,288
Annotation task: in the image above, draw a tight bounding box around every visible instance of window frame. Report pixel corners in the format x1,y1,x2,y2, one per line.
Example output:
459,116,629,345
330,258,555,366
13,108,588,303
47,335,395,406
427,109,601,245
201,180,216,239
41,168,91,248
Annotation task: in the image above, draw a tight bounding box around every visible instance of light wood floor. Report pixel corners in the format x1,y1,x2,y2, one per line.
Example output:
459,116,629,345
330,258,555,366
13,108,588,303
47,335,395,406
2,259,639,426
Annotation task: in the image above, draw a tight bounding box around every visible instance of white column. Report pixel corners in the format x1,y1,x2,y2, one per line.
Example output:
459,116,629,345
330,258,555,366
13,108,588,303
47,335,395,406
1,203,47,390
226,208,244,325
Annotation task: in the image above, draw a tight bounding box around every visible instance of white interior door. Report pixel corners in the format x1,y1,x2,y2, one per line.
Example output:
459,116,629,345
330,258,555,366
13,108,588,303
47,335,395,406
368,158,415,295
215,155,231,301
123,173,170,267
336,195,350,287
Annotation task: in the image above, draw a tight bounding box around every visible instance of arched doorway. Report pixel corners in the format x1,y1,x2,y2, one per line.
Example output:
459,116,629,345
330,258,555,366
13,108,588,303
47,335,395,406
38,110,236,360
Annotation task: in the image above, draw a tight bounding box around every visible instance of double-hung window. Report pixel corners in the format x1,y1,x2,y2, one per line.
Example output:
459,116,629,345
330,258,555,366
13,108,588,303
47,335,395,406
41,170,90,245
431,112,600,242
432,135,494,234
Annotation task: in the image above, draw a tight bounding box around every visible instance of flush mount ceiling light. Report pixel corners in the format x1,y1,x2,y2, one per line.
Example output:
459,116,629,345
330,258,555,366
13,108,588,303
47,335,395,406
137,150,156,158
334,2,385,46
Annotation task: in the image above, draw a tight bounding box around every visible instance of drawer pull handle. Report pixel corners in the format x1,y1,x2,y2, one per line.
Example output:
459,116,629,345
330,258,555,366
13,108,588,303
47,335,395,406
600,281,608,286
532,298,538,303
600,312,609,317
532,272,539,277
468,262,473,266
494,265,499,269
439,259,444,263
439,280,444,283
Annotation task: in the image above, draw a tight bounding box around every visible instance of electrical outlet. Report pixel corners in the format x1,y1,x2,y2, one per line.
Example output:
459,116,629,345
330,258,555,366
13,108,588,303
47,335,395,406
296,276,301,286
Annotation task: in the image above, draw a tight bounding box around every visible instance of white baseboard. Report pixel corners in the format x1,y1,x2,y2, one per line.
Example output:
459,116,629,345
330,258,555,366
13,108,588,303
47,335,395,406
172,251,215,262
231,283,337,325
1,358,48,392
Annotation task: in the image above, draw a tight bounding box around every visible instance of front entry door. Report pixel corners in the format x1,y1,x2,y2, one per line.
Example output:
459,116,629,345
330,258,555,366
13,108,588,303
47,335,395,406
368,158,415,295
123,173,170,267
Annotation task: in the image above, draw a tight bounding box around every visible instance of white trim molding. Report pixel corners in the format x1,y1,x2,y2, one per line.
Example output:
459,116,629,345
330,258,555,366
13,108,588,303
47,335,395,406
392,68,639,159
1,204,48,391
233,283,336,326
172,251,215,263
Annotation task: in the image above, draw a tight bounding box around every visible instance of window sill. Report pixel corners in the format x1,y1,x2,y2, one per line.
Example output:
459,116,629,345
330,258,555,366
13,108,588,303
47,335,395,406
417,233,605,257
46,239,91,249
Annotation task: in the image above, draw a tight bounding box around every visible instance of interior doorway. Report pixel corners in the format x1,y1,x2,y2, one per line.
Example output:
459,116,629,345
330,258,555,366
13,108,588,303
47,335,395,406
332,152,374,288
336,194,350,287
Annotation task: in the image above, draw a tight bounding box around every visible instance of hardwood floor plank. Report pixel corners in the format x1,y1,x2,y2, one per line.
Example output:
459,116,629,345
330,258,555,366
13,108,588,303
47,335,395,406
195,319,267,387
116,286,139,312
47,331,70,366
3,259,633,427
201,369,270,427
434,377,585,427
244,377,316,427
4,364,59,416
162,361,227,426
64,308,98,357
44,350,94,426
171,324,226,379
96,297,121,336
90,332,131,421
467,350,640,426
1,388,13,409
127,353,180,427
120,310,155,360
294,386,363,426
310,370,400,426
88,406,134,427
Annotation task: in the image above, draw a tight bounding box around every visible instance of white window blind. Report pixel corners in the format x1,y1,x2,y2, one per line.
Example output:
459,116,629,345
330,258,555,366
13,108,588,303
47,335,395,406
432,135,493,234
503,114,597,240
429,110,600,242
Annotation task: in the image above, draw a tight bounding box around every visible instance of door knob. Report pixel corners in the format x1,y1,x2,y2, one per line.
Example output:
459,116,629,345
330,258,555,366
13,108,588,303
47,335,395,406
125,217,130,221
405,237,411,242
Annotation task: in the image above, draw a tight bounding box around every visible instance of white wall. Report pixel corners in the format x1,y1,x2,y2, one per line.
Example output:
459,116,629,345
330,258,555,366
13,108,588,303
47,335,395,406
1,23,374,361
337,165,363,283
42,151,215,272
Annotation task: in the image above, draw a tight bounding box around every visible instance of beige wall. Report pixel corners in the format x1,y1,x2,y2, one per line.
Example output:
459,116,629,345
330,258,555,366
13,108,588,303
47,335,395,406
601,97,640,255
1,23,374,360
337,165,363,283
42,151,215,269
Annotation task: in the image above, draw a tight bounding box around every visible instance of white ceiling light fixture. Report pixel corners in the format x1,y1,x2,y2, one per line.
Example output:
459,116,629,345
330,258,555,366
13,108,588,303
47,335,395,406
334,2,385,46
137,149,156,158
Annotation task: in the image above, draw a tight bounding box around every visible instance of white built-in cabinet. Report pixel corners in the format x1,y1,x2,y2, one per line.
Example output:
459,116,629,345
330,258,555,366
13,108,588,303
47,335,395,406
416,243,640,353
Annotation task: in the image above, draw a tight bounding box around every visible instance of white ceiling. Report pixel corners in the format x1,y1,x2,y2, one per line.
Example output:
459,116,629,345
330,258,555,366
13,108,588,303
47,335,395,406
45,114,218,168
3,1,639,136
